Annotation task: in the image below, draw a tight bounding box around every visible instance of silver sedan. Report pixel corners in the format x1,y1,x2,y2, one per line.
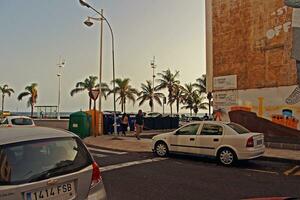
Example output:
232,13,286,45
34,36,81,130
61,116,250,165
0,127,107,200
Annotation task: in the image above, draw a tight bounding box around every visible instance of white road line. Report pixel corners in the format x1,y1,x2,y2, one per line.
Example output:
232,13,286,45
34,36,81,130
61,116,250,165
88,147,127,155
91,153,107,158
245,169,279,175
284,165,300,176
100,158,168,172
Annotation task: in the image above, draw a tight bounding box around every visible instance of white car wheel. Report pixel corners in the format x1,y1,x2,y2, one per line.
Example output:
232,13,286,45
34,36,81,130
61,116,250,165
155,142,168,157
218,148,236,166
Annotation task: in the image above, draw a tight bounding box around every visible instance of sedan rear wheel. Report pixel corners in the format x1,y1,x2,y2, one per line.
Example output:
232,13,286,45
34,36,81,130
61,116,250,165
218,148,236,166
155,142,168,157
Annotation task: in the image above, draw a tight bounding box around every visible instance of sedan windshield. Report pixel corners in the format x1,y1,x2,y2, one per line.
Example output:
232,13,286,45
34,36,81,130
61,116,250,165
0,137,92,185
227,122,250,134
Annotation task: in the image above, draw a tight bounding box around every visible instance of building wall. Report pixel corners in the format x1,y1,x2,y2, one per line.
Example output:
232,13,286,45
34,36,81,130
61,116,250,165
210,0,300,143
213,0,296,89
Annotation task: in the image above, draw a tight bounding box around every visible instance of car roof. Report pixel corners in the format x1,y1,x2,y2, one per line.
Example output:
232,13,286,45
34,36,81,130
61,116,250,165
5,116,32,119
0,127,76,145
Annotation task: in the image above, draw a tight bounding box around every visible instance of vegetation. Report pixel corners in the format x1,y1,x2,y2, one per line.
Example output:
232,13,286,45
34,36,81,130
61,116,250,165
70,76,109,110
0,84,14,115
156,69,180,115
137,80,165,112
109,78,138,112
17,83,38,117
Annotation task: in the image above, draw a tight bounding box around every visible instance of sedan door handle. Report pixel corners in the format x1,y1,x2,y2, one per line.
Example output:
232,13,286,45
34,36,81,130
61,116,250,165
190,138,195,141
213,138,219,142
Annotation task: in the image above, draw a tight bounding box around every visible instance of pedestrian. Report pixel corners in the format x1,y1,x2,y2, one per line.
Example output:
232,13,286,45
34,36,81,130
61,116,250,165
203,113,209,121
135,109,144,140
121,113,129,136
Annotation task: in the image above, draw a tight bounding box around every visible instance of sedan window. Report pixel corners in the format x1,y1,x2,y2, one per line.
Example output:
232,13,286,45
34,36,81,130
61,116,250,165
11,118,33,125
227,122,250,134
200,124,223,135
176,124,200,135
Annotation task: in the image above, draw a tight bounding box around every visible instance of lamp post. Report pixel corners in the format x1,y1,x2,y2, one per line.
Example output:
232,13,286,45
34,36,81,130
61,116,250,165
79,0,117,136
57,59,65,120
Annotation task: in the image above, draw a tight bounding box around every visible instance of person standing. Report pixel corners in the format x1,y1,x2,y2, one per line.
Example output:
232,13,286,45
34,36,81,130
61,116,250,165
135,109,144,140
121,113,129,136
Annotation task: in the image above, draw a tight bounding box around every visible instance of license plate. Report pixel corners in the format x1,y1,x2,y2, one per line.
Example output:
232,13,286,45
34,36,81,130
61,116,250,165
256,139,263,146
25,182,75,200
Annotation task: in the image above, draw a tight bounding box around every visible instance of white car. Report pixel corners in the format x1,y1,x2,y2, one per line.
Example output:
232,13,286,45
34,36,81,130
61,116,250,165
0,127,107,199
152,121,265,165
0,116,35,127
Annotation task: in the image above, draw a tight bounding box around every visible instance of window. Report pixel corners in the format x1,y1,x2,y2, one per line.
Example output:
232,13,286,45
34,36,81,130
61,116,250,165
227,122,250,134
0,137,92,185
201,124,223,136
11,118,33,125
176,124,200,135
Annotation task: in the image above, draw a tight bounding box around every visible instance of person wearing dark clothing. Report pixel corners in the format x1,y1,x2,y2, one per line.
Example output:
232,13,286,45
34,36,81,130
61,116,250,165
135,109,144,140
203,113,209,121
121,113,129,136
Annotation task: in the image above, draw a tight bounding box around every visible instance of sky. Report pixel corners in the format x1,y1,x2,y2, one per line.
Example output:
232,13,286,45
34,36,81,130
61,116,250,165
0,0,206,114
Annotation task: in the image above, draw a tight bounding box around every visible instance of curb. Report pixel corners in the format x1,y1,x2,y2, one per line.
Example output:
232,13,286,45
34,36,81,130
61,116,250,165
259,156,300,164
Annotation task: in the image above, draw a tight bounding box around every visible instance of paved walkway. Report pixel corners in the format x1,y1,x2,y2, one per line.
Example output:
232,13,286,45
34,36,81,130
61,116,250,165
84,134,300,162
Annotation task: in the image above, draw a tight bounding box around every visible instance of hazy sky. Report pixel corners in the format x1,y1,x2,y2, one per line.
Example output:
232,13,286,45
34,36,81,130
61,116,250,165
0,0,206,113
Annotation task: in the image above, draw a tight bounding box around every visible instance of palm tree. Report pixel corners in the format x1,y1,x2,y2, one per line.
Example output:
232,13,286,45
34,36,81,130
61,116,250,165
17,83,38,117
181,83,196,116
169,84,184,114
193,74,206,95
137,80,165,112
0,84,14,115
192,93,208,115
156,69,180,115
109,78,138,112
70,76,109,110
194,74,213,115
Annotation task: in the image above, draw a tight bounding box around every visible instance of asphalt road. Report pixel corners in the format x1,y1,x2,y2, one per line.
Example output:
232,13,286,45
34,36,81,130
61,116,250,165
87,146,300,200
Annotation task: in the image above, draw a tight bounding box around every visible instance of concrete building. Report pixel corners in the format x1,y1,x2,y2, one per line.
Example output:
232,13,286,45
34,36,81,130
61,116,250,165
206,0,300,143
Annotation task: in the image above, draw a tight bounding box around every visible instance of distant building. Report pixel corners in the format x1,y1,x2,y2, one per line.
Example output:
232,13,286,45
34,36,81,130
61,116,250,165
206,0,300,140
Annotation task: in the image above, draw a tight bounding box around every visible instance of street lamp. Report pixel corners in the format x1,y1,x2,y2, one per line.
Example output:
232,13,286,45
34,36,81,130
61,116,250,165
79,0,117,136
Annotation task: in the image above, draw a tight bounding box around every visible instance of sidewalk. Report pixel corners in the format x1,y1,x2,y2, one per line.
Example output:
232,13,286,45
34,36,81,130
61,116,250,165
84,134,300,163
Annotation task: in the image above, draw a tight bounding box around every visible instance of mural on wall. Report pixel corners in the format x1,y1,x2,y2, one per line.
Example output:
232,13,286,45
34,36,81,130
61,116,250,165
284,0,300,104
213,86,300,142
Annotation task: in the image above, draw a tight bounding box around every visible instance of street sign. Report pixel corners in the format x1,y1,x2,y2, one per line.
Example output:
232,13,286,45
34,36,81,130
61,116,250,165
89,89,100,101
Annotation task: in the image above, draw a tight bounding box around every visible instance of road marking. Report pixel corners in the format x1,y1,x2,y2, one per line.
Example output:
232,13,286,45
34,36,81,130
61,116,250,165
88,147,127,155
91,153,107,158
284,165,300,176
100,158,168,172
245,169,279,175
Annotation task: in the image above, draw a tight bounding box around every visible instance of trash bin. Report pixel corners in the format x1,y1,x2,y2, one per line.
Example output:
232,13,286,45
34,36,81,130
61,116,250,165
68,111,91,139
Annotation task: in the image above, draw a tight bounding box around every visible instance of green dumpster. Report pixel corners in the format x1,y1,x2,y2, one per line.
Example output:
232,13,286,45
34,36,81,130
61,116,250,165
68,111,91,139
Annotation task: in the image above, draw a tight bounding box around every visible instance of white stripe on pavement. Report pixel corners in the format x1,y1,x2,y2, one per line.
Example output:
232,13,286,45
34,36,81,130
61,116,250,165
245,169,279,175
91,153,107,158
88,147,128,155
100,158,168,172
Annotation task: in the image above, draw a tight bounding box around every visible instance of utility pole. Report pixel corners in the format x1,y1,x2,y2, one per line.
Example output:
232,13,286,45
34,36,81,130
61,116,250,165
150,56,156,112
57,57,65,120
99,9,104,135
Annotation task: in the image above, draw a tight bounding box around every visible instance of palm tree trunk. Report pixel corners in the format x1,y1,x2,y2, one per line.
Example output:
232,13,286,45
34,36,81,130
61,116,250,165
89,97,92,110
176,99,179,114
31,103,34,118
1,94,4,114
190,109,192,116
124,101,126,113
170,103,173,115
